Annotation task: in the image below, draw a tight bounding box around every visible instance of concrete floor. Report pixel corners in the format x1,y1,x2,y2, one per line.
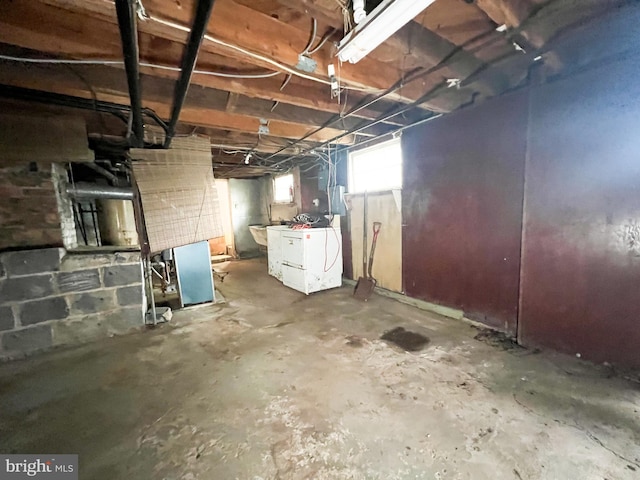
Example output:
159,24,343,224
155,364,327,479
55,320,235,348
1,258,638,479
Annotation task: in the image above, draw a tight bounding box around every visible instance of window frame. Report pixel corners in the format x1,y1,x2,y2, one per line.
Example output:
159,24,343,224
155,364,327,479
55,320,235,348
348,137,403,193
272,173,295,204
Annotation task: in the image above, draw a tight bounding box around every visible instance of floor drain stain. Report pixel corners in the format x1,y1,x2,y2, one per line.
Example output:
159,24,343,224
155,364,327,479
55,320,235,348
381,327,430,351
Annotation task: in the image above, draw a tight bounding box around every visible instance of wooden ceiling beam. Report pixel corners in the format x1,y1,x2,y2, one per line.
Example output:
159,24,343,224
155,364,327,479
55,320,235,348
228,95,391,138
474,0,539,28
0,95,333,158
253,0,510,110
416,0,498,46
474,0,626,49
0,63,354,144
0,0,401,124
32,0,429,105
0,96,335,159
0,59,374,143
137,0,429,104
207,135,318,156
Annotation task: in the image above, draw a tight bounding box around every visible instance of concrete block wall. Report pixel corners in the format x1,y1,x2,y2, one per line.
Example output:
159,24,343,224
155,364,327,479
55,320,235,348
0,248,145,358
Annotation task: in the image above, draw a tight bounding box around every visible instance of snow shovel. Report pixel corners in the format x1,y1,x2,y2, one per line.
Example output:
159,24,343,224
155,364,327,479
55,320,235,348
354,192,376,301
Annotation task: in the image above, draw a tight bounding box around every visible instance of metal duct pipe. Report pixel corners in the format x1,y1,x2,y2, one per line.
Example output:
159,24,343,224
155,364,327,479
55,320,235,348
66,182,134,200
115,0,144,147
164,0,216,148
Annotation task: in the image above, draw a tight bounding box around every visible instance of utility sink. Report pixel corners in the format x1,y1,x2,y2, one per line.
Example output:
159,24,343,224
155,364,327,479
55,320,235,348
249,225,268,246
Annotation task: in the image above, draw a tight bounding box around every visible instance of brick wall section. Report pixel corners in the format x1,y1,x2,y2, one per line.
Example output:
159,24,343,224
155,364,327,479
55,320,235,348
0,248,145,358
0,163,64,250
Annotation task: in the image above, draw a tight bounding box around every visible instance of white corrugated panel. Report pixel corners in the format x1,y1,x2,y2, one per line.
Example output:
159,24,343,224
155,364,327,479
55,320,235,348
131,136,223,253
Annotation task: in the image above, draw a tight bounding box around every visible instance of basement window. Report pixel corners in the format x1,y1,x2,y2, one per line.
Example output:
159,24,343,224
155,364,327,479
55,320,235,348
273,173,294,204
348,138,402,193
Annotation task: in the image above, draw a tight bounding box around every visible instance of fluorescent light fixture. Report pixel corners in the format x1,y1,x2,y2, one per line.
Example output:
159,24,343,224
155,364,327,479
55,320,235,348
337,0,438,64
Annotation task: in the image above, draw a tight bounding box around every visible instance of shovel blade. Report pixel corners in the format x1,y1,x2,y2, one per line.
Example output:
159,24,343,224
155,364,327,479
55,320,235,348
353,276,376,301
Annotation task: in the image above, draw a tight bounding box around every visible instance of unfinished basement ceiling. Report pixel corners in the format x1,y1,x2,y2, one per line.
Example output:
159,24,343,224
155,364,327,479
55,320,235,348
0,0,628,177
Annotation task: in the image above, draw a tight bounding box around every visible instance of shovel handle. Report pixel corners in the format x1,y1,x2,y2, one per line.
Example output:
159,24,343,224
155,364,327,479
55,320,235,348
368,222,382,278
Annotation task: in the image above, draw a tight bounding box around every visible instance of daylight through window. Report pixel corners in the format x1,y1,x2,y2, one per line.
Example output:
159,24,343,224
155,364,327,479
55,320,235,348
273,173,294,203
348,138,402,193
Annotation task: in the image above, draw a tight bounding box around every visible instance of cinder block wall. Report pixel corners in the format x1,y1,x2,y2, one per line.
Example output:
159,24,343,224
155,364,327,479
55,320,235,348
0,248,145,358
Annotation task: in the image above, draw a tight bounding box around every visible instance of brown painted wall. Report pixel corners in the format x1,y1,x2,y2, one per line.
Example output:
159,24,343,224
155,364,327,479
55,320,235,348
402,93,527,333
519,55,640,368
401,50,640,367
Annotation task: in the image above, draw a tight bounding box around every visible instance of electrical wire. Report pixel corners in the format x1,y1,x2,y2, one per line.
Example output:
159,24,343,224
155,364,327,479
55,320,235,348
148,14,380,93
10,0,545,169
142,62,281,79
0,55,122,65
0,54,283,79
273,19,323,114
323,225,341,272
322,146,341,274
64,64,109,132
263,28,515,163
280,74,292,91
301,18,318,55
222,149,252,155
307,28,337,55
262,2,560,164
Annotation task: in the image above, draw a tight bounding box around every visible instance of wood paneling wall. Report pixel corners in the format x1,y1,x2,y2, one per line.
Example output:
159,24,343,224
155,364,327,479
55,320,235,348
349,192,403,293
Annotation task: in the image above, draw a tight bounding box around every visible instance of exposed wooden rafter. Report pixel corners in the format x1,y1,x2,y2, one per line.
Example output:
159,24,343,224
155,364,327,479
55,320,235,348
0,0,630,177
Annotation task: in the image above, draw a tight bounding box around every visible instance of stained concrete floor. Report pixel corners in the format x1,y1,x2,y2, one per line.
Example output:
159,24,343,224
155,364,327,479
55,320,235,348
1,258,639,479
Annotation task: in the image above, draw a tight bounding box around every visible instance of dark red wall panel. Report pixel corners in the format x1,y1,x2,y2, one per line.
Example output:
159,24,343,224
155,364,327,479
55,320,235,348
402,92,528,333
519,56,640,368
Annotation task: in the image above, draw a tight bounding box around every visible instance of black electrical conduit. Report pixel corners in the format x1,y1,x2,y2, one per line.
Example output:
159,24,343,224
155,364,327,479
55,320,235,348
261,26,504,163
164,0,216,148
298,8,603,168
271,48,523,169
270,8,580,170
263,0,565,164
115,0,144,147
0,85,168,134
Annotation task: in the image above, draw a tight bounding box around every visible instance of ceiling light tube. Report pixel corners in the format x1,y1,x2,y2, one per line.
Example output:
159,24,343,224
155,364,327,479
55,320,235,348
337,0,438,64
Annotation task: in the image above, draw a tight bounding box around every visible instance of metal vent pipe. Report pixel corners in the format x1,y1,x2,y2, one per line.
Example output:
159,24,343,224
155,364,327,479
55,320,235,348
164,0,217,148
66,182,134,200
115,0,144,147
